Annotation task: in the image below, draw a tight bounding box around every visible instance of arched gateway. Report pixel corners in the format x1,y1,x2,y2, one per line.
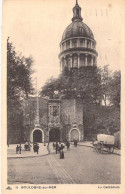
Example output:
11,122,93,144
49,128,60,142
30,128,44,143
69,128,80,141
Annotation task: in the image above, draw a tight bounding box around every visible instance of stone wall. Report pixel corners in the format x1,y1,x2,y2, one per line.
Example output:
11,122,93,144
60,98,84,141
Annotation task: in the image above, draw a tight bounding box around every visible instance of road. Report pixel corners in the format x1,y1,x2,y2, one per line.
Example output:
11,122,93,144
8,144,120,184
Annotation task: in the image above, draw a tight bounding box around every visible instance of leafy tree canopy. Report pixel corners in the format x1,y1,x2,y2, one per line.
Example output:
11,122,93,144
40,65,121,107
7,37,34,107
40,66,102,104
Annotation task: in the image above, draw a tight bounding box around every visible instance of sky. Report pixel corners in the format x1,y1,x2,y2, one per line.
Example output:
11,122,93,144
3,0,125,90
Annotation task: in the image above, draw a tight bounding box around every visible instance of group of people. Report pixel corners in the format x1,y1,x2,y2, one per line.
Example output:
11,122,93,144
16,142,39,154
52,141,71,159
15,139,78,156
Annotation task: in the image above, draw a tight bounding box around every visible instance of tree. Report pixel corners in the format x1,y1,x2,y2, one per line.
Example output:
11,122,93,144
40,66,102,104
7,37,34,107
109,70,121,107
100,65,121,107
100,65,112,106
7,37,34,143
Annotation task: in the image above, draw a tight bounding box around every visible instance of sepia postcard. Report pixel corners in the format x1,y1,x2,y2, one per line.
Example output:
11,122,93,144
1,0,125,193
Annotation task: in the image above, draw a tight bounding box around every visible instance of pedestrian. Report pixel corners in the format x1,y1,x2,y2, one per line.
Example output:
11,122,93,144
61,143,64,150
60,144,64,159
74,139,76,147
19,144,22,154
58,142,61,151
36,143,39,154
55,142,58,154
16,145,19,154
33,142,36,152
76,140,78,147
66,141,70,150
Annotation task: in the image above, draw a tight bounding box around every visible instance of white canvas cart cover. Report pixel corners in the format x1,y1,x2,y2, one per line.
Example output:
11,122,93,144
97,134,115,145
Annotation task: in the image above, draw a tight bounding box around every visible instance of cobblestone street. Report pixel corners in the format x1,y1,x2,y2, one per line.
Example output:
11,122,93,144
8,144,120,184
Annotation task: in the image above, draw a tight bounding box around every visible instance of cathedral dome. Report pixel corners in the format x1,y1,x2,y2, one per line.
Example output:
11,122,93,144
59,0,98,71
62,21,94,41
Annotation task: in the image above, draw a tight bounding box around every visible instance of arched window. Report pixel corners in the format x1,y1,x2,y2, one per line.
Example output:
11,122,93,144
80,39,84,47
73,55,78,67
80,55,85,67
87,41,91,48
62,43,65,50
88,55,91,66
66,41,70,49
67,56,71,69
72,39,77,47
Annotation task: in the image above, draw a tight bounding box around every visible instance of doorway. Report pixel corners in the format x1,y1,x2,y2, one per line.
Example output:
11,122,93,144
70,129,79,141
33,130,42,143
49,128,60,142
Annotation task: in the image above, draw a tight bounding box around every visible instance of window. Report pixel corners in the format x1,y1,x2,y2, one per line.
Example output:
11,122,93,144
80,39,83,47
79,27,84,33
62,43,65,50
53,106,59,116
50,106,59,116
66,41,70,49
87,41,90,48
72,40,77,47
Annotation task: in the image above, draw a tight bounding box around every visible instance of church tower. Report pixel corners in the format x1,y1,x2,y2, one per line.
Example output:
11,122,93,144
59,0,98,71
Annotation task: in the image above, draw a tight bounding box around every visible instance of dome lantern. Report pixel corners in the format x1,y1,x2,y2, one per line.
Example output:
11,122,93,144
72,0,83,22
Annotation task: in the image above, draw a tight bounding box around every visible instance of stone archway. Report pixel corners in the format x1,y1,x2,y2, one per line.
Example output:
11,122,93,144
69,128,80,142
30,128,44,143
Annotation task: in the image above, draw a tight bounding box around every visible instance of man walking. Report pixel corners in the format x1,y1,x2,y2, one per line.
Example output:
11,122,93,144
19,144,22,154
66,141,70,150
56,142,58,154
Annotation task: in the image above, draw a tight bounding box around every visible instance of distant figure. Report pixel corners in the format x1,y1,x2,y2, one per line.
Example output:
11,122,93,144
16,145,19,154
36,144,39,154
66,141,70,150
61,143,65,150
74,139,78,147
60,145,64,159
76,140,78,147
19,144,22,154
74,139,76,147
33,142,39,154
55,142,58,154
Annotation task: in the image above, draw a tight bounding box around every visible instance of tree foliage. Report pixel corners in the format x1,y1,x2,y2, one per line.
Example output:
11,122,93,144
40,65,121,107
100,65,121,107
40,66,102,104
109,70,121,107
7,37,34,107
7,38,34,143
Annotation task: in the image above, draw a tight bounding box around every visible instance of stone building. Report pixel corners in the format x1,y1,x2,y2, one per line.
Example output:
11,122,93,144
22,0,98,143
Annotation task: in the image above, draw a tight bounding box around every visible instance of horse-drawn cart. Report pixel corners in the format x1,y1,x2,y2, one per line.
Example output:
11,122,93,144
93,134,115,154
